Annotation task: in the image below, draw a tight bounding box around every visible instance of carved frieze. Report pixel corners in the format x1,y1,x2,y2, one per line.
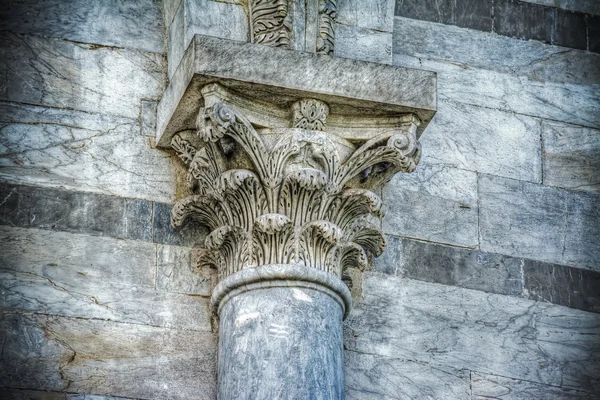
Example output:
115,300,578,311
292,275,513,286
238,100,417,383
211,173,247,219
248,0,291,48
247,0,337,53
317,0,337,55
171,85,421,283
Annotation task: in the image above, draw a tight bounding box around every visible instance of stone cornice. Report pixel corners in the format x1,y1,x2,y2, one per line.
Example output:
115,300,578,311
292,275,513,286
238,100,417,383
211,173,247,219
156,35,437,149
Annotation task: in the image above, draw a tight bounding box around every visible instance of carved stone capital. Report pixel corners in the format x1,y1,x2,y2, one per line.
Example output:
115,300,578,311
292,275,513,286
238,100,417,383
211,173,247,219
171,84,421,286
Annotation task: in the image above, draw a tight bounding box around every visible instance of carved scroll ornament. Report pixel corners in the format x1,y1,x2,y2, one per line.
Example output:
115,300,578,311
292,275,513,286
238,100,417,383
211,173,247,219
317,0,337,55
249,0,291,47
170,94,420,283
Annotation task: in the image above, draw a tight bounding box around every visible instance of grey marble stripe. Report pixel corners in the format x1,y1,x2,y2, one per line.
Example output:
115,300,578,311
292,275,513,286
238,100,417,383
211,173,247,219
374,235,600,314
0,182,205,248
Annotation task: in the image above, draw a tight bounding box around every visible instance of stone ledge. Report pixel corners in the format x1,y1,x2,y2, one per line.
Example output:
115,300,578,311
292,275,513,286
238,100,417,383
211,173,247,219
156,34,437,147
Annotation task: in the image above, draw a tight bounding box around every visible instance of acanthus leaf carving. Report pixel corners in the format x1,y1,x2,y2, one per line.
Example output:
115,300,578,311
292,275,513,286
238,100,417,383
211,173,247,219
171,92,421,286
249,0,291,48
317,0,337,55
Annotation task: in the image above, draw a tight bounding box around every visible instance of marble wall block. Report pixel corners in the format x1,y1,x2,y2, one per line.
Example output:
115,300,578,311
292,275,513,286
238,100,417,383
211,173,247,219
471,372,600,399
392,26,600,130
0,182,153,241
337,0,396,32
542,120,600,194
344,273,600,393
520,0,600,15
417,101,542,183
393,16,600,86
523,259,600,313
382,163,479,247
0,102,176,202
345,351,471,399
395,0,493,31
494,0,554,43
0,226,212,331
479,174,600,270
0,312,217,399
0,33,166,120
374,235,524,296
167,0,248,78
334,24,393,64
0,0,164,53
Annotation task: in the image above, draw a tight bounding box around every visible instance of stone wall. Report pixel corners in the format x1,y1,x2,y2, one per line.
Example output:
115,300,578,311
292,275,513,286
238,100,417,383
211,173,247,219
0,1,598,399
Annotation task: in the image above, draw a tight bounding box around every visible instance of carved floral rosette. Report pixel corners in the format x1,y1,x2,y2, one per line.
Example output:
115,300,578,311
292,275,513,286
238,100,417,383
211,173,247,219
170,97,421,283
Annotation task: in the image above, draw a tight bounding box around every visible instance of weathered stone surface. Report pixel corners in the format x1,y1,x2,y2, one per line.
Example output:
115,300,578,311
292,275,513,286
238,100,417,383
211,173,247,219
0,312,217,399
394,0,454,24
471,372,600,399
0,33,166,120
0,226,212,331
416,101,543,183
167,0,248,78
0,388,132,400
521,0,600,16
140,100,158,137
495,0,554,43
167,1,186,79
152,201,208,247
0,103,176,203
185,0,249,45
156,244,213,296
453,0,493,31
479,174,600,271
345,351,470,399
393,21,600,130
542,120,600,194
374,235,524,297
555,8,588,50
337,0,395,32
524,259,600,314
590,15,600,52
157,35,436,146
0,183,152,241
0,0,164,53
164,0,183,27
383,163,478,247
393,16,600,86
345,273,600,393
334,24,392,64
395,0,493,31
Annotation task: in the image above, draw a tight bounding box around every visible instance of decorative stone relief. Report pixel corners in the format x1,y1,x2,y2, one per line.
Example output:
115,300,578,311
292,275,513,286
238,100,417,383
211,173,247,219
292,99,329,130
170,85,421,283
248,0,291,48
317,0,337,55
247,0,337,53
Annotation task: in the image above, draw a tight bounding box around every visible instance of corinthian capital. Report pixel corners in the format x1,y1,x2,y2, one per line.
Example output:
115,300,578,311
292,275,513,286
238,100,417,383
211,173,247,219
170,84,421,284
